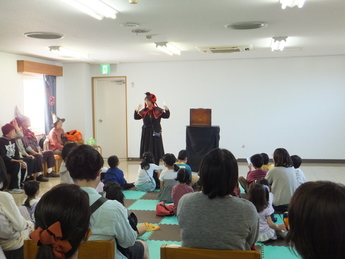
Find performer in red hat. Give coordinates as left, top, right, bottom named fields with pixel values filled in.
left=135, top=92, right=170, bottom=165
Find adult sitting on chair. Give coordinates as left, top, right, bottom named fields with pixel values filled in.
left=48, top=113, right=65, bottom=156
left=66, top=144, right=149, bottom=259
left=19, top=117, right=59, bottom=178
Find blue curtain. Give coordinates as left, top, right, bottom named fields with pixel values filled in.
left=43, top=75, right=56, bottom=135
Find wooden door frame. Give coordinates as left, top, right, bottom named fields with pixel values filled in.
left=91, top=76, right=128, bottom=159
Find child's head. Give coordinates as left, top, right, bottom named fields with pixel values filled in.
left=261, top=153, right=269, bottom=165
left=140, top=152, right=154, bottom=169
left=256, top=178, right=270, bottom=192
left=103, top=181, right=124, bottom=205
left=178, top=150, right=189, bottom=161
left=24, top=180, right=40, bottom=197
left=108, top=155, right=119, bottom=168
left=175, top=168, right=191, bottom=185
left=250, top=154, right=264, bottom=168
left=248, top=183, right=269, bottom=213
left=32, top=184, right=90, bottom=259
left=162, top=153, right=176, bottom=167
left=61, top=142, right=78, bottom=160
left=291, top=155, right=302, bottom=169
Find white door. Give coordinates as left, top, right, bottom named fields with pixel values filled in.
left=92, top=77, right=127, bottom=159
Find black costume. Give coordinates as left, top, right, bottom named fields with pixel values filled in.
left=134, top=107, right=170, bottom=165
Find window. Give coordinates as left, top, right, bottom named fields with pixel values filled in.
left=23, top=76, right=45, bottom=134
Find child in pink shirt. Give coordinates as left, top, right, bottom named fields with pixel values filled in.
left=172, top=168, right=194, bottom=215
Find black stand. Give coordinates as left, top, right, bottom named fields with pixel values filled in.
left=186, top=126, right=220, bottom=172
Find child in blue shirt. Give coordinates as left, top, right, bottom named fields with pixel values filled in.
left=103, top=155, right=134, bottom=190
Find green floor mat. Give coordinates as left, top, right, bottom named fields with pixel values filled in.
left=123, top=190, right=147, bottom=199
left=128, top=199, right=159, bottom=210
left=262, top=246, right=301, bottom=259
left=146, top=240, right=182, bottom=259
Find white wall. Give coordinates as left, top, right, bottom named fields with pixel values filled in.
left=116, top=56, right=345, bottom=160
left=1, top=51, right=345, bottom=160
left=0, top=51, right=63, bottom=126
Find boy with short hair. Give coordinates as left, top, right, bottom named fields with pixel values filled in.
left=103, top=155, right=134, bottom=190
left=239, top=153, right=268, bottom=193
left=291, top=155, right=307, bottom=187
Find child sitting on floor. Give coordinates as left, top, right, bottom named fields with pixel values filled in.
left=158, top=153, right=179, bottom=203
left=290, top=155, right=307, bottom=187
left=103, top=181, right=147, bottom=236
left=103, top=155, right=134, bottom=190
left=19, top=180, right=40, bottom=222
left=261, top=153, right=274, bottom=170
left=248, top=183, right=287, bottom=242
left=171, top=168, right=194, bottom=215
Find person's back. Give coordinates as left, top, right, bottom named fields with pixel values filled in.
left=66, top=144, right=148, bottom=259
left=172, top=168, right=194, bottom=215
left=265, top=148, right=298, bottom=207
left=291, top=155, right=307, bottom=187
left=158, top=153, right=178, bottom=202
left=178, top=148, right=258, bottom=250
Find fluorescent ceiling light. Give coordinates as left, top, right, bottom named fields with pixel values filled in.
left=280, top=0, right=305, bottom=9
left=60, top=0, right=118, bottom=20
left=49, top=46, right=88, bottom=58
left=271, top=37, right=288, bottom=51
left=155, top=42, right=181, bottom=55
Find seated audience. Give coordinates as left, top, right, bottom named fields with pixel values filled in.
left=248, top=183, right=286, bottom=242
left=19, top=180, right=40, bottom=222
left=103, top=155, right=134, bottom=190
left=20, top=116, right=59, bottom=178
left=239, top=153, right=268, bottom=193
left=30, top=184, right=90, bottom=259
left=175, top=150, right=192, bottom=183
left=171, top=168, right=194, bottom=215
left=48, top=113, right=66, bottom=156
left=103, top=181, right=147, bottom=236
left=158, top=153, right=179, bottom=203
left=13, top=118, right=48, bottom=182
left=287, top=181, right=345, bottom=259
left=0, top=123, right=27, bottom=193
left=59, top=142, right=78, bottom=184
left=66, top=144, right=148, bottom=259
left=0, top=165, right=34, bottom=259
left=265, top=148, right=298, bottom=211
left=290, top=155, right=307, bottom=187
left=135, top=151, right=162, bottom=191
left=178, top=148, right=258, bottom=250
left=261, top=153, right=274, bottom=170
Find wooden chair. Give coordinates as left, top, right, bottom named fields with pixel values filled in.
left=160, top=244, right=262, bottom=259
left=24, top=239, right=115, bottom=259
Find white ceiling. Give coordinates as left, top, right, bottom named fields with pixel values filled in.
left=1, top=0, right=345, bottom=64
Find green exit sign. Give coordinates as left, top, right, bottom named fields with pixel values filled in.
left=100, top=64, right=110, bottom=74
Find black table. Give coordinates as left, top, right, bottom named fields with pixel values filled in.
left=186, top=126, right=220, bottom=172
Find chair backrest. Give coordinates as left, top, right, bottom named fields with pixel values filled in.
left=160, top=244, right=262, bottom=259
left=24, top=239, right=115, bottom=259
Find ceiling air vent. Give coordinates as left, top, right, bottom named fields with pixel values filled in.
left=196, top=45, right=252, bottom=54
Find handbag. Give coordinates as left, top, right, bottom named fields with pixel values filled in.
left=155, top=201, right=174, bottom=216
left=136, top=170, right=156, bottom=192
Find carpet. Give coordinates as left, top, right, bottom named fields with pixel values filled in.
left=123, top=189, right=300, bottom=259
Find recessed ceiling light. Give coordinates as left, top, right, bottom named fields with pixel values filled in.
left=131, top=29, right=151, bottom=34
left=121, top=22, right=139, bottom=28
left=24, top=32, right=64, bottom=39
left=226, top=22, right=268, bottom=30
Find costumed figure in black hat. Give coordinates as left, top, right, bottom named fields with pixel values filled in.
left=134, top=92, right=170, bottom=165
left=48, top=113, right=66, bottom=156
